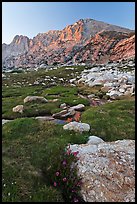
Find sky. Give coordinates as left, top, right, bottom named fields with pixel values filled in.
left=2, top=2, right=135, bottom=44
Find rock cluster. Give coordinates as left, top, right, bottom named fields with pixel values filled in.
left=70, top=137, right=135, bottom=202
left=78, top=58, right=135, bottom=99
left=52, top=104, right=85, bottom=120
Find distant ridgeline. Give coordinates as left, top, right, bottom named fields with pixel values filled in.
left=2, top=18, right=135, bottom=69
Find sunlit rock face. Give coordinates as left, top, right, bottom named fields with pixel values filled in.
left=2, top=18, right=135, bottom=69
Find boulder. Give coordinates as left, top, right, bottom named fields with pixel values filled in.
left=87, top=135, right=104, bottom=145
left=119, top=88, right=125, bottom=93
left=106, top=90, right=122, bottom=99
left=63, top=121, right=90, bottom=132
left=2, top=119, right=12, bottom=125
left=35, top=116, right=55, bottom=121
left=52, top=99, right=59, bottom=102
left=60, top=103, right=67, bottom=109
left=12, top=105, right=24, bottom=113
left=52, top=109, right=75, bottom=119
left=24, top=96, right=48, bottom=103
left=68, top=104, right=85, bottom=112
left=70, top=139, right=135, bottom=202
left=87, top=94, right=96, bottom=99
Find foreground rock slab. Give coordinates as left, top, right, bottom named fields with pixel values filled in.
left=63, top=121, right=90, bottom=132
left=70, top=138, right=135, bottom=202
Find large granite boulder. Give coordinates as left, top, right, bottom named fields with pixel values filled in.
left=70, top=138, right=135, bottom=202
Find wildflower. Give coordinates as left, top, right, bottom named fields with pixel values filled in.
left=63, top=177, right=67, bottom=182
left=62, top=160, right=67, bottom=166
left=3, top=183, right=6, bottom=187
left=72, top=189, right=76, bottom=193
left=8, top=192, right=11, bottom=196
left=55, top=171, right=60, bottom=176
left=73, top=197, right=79, bottom=202
left=73, top=151, right=79, bottom=157
left=66, top=149, right=71, bottom=155
left=53, top=182, right=57, bottom=187
left=76, top=180, right=82, bottom=186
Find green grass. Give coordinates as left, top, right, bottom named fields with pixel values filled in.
left=2, top=118, right=89, bottom=202
left=2, top=86, right=43, bottom=98
left=2, top=65, right=86, bottom=87
left=81, top=98, right=135, bottom=141
left=78, top=84, right=103, bottom=95
left=2, top=66, right=90, bottom=119
left=2, top=85, right=90, bottom=119
left=2, top=65, right=135, bottom=202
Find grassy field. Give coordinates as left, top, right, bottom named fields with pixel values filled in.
left=2, top=66, right=135, bottom=202
left=2, top=66, right=91, bottom=119
left=81, top=98, right=135, bottom=141
left=2, top=118, right=89, bottom=202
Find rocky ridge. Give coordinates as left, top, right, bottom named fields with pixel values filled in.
left=2, top=19, right=135, bottom=69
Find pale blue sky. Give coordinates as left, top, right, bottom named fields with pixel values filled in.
left=2, top=2, right=135, bottom=44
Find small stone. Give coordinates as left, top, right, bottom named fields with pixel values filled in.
left=119, top=88, right=125, bottom=93
left=63, top=121, right=90, bottom=132
left=12, top=105, right=24, bottom=113
left=87, top=136, right=104, bottom=145
left=60, top=103, right=67, bottom=109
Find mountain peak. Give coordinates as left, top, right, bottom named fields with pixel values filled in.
left=2, top=18, right=135, bottom=68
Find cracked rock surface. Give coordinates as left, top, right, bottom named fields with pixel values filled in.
left=70, top=137, right=135, bottom=202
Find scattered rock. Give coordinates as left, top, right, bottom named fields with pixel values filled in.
left=12, top=105, right=24, bottom=113
left=2, top=119, right=12, bottom=125
left=24, top=96, right=48, bottom=103
left=63, top=121, right=90, bottom=132
left=35, top=116, right=55, bottom=121
left=51, top=99, right=59, bottom=102
left=33, top=80, right=39, bottom=85
left=87, top=94, right=96, bottom=99
left=60, top=103, right=67, bottom=109
left=52, top=109, right=75, bottom=119
left=79, top=59, right=135, bottom=99
left=87, top=136, right=104, bottom=145
left=2, top=74, right=6, bottom=78
left=68, top=104, right=85, bottom=111
left=119, top=88, right=125, bottom=93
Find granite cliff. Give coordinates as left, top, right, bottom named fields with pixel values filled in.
left=2, top=19, right=135, bottom=69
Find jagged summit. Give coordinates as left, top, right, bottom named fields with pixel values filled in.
left=2, top=18, right=135, bottom=68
